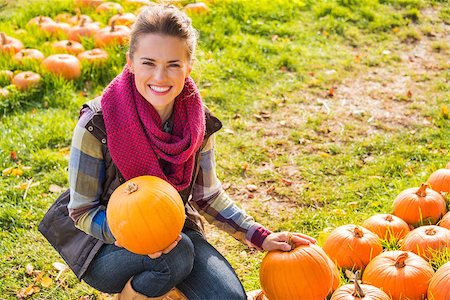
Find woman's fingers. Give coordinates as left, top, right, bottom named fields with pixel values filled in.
left=148, top=235, right=182, bottom=258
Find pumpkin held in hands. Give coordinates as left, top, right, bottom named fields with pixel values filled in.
left=106, top=175, right=185, bottom=255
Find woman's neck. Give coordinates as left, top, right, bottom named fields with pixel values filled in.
left=155, top=103, right=174, bottom=124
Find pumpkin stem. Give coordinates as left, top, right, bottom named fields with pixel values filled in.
left=352, top=271, right=366, bottom=298
left=287, top=232, right=295, bottom=250
left=425, top=227, right=436, bottom=236
left=80, top=17, right=87, bottom=27
left=125, top=182, right=138, bottom=194
left=385, top=214, right=393, bottom=222
left=394, top=252, right=408, bottom=268
left=353, top=226, right=364, bottom=238
left=110, top=21, right=116, bottom=33
left=416, top=183, right=428, bottom=197
left=0, top=33, right=6, bottom=45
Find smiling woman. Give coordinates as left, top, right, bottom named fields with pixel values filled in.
left=38, top=3, right=317, bottom=300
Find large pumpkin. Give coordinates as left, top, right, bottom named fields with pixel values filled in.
left=106, top=175, right=185, bottom=254
left=323, top=224, right=382, bottom=270
left=362, top=251, right=434, bottom=300
left=427, top=261, right=450, bottom=300
left=393, top=183, right=447, bottom=227
left=362, top=213, right=410, bottom=241
left=259, top=243, right=338, bottom=300
left=400, top=225, right=450, bottom=260
left=428, top=168, right=450, bottom=193
left=440, top=212, right=450, bottom=230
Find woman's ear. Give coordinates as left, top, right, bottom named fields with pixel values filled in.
left=126, top=52, right=134, bottom=73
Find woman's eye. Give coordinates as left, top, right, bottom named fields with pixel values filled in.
left=143, top=62, right=155, bottom=66
left=169, top=64, right=181, bottom=68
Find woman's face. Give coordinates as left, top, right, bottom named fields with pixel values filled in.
left=127, top=34, right=192, bottom=112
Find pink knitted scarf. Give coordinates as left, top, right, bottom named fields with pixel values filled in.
left=101, top=67, right=205, bottom=191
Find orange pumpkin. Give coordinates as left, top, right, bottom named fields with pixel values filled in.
left=41, top=54, right=81, bottom=80
left=125, top=0, right=153, bottom=10
left=183, top=2, right=209, bottom=14
left=428, top=261, right=450, bottom=300
left=428, top=168, right=450, bottom=193
left=52, top=40, right=85, bottom=55
left=260, top=243, right=338, bottom=300
left=94, top=22, right=130, bottom=48
left=13, top=49, right=45, bottom=64
left=68, top=9, right=94, bottom=25
left=0, top=33, right=24, bottom=55
left=0, top=70, right=14, bottom=82
left=74, top=0, right=105, bottom=8
left=323, top=225, right=383, bottom=270
left=393, top=183, right=447, bottom=227
left=401, top=225, right=450, bottom=260
left=0, top=87, right=10, bottom=97
left=440, top=212, right=450, bottom=230
left=26, top=16, right=54, bottom=28
left=40, top=21, right=71, bottom=37
left=77, top=48, right=109, bottom=64
left=362, top=251, right=434, bottom=300
left=108, top=12, right=136, bottom=27
left=12, top=71, right=42, bottom=90
left=95, top=2, right=124, bottom=14
left=67, top=18, right=101, bottom=42
left=330, top=280, right=390, bottom=300
left=106, top=175, right=185, bottom=254
left=362, top=213, right=410, bottom=241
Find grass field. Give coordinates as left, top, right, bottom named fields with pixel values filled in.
left=0, top=0, right=449, bottom=298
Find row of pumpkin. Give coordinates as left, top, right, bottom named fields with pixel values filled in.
left=258, top=164, right=450, bottom=299
left=0, top=0, right=209, bottom=94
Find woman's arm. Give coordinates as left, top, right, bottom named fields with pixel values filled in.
left=191, top=135, right=271, bottom=250
left=67, top=108, right=115, bottom=243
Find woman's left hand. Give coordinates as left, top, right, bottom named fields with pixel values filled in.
left=261, top=231, right=316, bottom=252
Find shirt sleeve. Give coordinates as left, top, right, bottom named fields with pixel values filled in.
left=67, top=108, right=115, bottom=243
left=191, top=134, right=272, bottom=249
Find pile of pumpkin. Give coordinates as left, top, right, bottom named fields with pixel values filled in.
left=0, top=0, right=209, bottom=96
left=258, top=164, right=450, bottom=300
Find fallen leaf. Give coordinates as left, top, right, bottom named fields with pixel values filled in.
left=327, top=87, right=335, bottom=97
left=266, top=185, right=275, bottom=193
left=10, top=151, right=18, bottom=162
left=407, top=90, right=412, bottom=98
left=246, top=184, right=258, bottom=192
left=280, top=178, right=293, bottom=186
left=17, top=285, right=39, bottom=298
left=52, top=262, right=67, bottom=271
left=332, top=209, right=346, bottom=215
left=25, top=264, right=34, bottom=275
left=49, top=184, right=65, bottom=193
left=319, top=152, right=331, bottom=158
left=224, top=128, right=235, bottom=135
left=40, top=276, right=53, bottom=288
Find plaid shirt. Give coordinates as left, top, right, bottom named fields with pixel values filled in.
left=67, top=109, right=271, bottom=249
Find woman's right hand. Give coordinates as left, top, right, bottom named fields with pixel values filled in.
left=115, top=235, right=182, bottom=259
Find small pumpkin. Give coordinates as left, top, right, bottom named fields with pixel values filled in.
left=77, top=48, right=109, bottom=64
left=68, top=9, right=94, bottom=25
left=323, top=224, right=383, bottom=270
left=0, top=33, right=24, bottom=55
left=0, top=87, right=10, bottom=97
left=12, top=71, right=42, bottom=90
left=183, top=2, right=209, bottom=14
left=108, top=12, right=136, bottom=27
left=125, top=0, right=154, bottom=10
left=427, top=261, right=450, bottom=300
left=41, top=54, right=81, bottom=80
left=13, top=49, right=45, bottom=64
left=52, top=40, right=85, bottom=55
left=440, top=211, right=450, bottom=230
left=400, top=225, right=450, bottom=260
left=428, top=168, right=450, bottom=193
left=393, top=183, right=447, bottom=227
left=106, top=175, right=185, bottom=254
left=95, top=2, right=124, bottom=14
left=74, top=0, right=105, bottom=8
left=330, top=279, right=390, bottom=300
left=40, top=21, right=71, bottom=37
left=0, top=70, right=14, bottom=82
left=260, top=243, right=338, bottom=300
left=94, top=21, right=130, bottom=48
left=26, top=16, right=54, bottom=28
left=362, top=251, right=434, bottom=300
left=67, top=18, right=101, bottom=42
left=362, top=213, right=410, bottom=241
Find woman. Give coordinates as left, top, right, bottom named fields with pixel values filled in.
left=40, top=4, right=316, bottom=299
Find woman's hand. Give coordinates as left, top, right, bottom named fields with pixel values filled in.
left=114, top=234, right=182, bottom=259
left=261, top=231, right=316, bottom=252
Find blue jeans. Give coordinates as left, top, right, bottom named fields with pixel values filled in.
left=82, top=229, right=246, bottom=300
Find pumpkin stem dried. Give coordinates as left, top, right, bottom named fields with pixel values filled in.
left=125, top=182, right=139, bottom=194
left=425, top=227, right=436, bottom=236
left=395, top=252, right=408, bottom=268
left=352, top=271, right=366, bottom=298
left=353, top=226, right=364, bottom=238
left=287, top=232, right=295, bottom=250
left=385, top=214, right=393, bottom=222
left=110, top=20, right=116, bottom=33
left=0, top=33, right=6, bottom=45
left=416, top=183, right=428, bottom=197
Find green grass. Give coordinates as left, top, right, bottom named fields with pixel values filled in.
left=1, top=0, right=450, bottom=298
